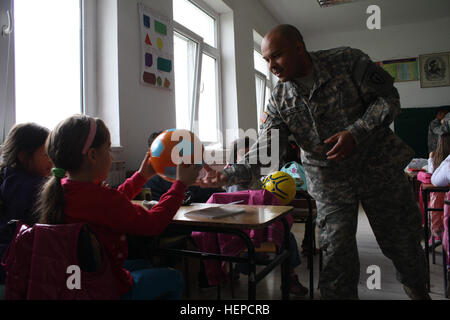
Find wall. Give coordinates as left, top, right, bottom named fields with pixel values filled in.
left=115, top=0, right=175, bottom=170
left=304, top=16, right=450, bottom=109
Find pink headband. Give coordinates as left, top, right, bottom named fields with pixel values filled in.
left=82, top=118, right=97, bottom=155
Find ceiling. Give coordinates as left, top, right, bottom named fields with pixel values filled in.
left=258, top=0, right=450, bottom=35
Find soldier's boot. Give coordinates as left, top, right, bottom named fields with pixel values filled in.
left=403, top=285, right=431, bottom=300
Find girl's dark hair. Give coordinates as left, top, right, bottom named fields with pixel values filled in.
left=0, top=123, right=49, bottom=219
left=37, top=115, right=109, bottom=225
left=0, top=123, right=49, bottom=179
left=432, top=133, right=450, bottom=172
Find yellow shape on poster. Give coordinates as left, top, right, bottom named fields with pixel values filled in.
left=157, top=38, right=163, bottom=49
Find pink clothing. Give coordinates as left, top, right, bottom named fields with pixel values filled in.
left=191, top=190, right=293, bottom=286
left=429, top=192, right=445, bottom=236
left=444, top=193, right=450, bottom=266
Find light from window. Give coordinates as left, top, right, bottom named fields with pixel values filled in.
left=255, top=74, right=265, bottom=127
left=198, top=54, right=218, bottom=142
left=14, top=0, right=81, bottom=130
left=173, top=0, right=215, bottom=48
left=254, top=50, right=269, bottom=78
left=174, top=32, right=198, bottom=131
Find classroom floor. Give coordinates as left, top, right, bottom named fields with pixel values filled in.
left=179, top=204, right=448, bottom=300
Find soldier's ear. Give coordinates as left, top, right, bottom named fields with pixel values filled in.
left=295, top=40, right=306, bottom=55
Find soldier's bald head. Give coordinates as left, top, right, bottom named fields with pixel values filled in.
left=265, top=24, right=304, bottom=46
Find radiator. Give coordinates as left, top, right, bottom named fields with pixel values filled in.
left=106, top=161, right=126, bottom=187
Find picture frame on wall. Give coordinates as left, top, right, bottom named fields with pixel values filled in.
left=419, top=52, right=450, bottom=88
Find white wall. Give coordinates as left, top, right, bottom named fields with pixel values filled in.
left=115, top=0, right=176, bottom=170
left=305, top=16, right=450, bottom=109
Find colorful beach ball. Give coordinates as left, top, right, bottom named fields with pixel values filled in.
left=262, top=171, right=296, bottom=205
left=150, top=129, right=203, bottom=182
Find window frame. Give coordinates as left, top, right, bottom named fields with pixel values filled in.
left=173, top=0, right=223, bottom=147
left=253, top=44, right=273, bottom=128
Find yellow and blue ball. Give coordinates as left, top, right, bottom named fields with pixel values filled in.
left=262, top=171, right=296, bottom=205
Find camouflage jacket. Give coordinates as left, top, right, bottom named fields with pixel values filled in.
left=223, top=47, right=414, bottom=201
left=428, top=118, right=443, bottom=153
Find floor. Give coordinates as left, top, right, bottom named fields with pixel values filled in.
left=179, top=204, right=448, bottom=300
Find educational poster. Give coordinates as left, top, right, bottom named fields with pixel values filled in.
left=138, top=3, right=174, bottom=90
left=376, top=58, right=419, bottom=82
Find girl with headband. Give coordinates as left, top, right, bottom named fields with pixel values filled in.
left=36, top=114, right=201, bottom=299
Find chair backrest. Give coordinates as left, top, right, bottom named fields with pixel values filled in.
left=2, top=222, right=119, bottom=300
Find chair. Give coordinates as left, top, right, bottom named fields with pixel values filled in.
left=290, top=190, right=320, bottom=300
left=444, top=199, right=450, bottom=299
left=1, top=221, right=118, bottom=300
left=128, top=194, right=193, bottom=298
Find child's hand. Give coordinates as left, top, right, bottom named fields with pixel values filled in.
left=138, top=151, right=156, bottom=181
left=177, top=163, right=202, bottom=186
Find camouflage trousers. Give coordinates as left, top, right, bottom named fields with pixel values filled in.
left=314, top=169, right=427, bottom=300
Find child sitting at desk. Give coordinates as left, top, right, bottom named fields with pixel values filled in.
left=430, top=141, right=450, bottom=280
left=427, top=133, right=450, bottom=246
left=0, top=123, right=52, bottom=286
left=36, top=115, right=201, bottom=299
left=223, top=137, right=308, bottom=296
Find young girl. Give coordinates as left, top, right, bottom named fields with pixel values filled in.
left=36, top=115, right=201, bottom=300
left=427, top=133, right=450, bottom=245
left=0, top=123, right=52, bottom=285
left=430, top=138, right=450, bottom=282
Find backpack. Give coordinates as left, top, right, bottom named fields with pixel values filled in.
left=280, top=161, right=307, bottom=191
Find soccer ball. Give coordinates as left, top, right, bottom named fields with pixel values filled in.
left=261, top=171, right=297, bottom=205
left=150, top=129, right=203, bottom=182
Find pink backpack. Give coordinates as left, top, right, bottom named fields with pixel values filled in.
left=417, top=171, right=432, bottom=184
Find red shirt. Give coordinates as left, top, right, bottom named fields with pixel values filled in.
left=61, top=172, right=187, bottom=296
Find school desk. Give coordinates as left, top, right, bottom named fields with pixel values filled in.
left=132, top=201, right=293, bottom=300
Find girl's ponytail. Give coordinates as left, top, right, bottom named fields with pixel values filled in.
left=37, top=174, right=65, bottom=224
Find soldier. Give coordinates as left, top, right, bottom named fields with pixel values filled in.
left=428, top=108, right=450, bottom=154
left=198, top=24, right=429, bottom=300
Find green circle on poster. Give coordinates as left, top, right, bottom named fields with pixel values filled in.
left=157, top=77, right=162, bottom=86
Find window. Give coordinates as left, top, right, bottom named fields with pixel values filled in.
left=173, top=0, right=222, bottom=145
left=14, top=0, right=82, bottom=130
left=253, top=48, right=272, bottom=127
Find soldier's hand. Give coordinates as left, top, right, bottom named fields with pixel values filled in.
left=324, top=131, right=356, bottom=161
left=196, top=163, right=228, bottom=188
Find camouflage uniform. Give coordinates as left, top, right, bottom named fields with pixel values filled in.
left=428, top=118, right=444, bottom=153
left=224, top=47, right=427, bottom=299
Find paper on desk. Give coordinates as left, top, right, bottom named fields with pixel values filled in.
left=185, top=206, right=246, bottom=219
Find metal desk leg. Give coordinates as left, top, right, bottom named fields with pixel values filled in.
left=247, top=242, right=256, bottom=300
left=422, top=188, right=430, bottom=291
left=307, top=197, right=314, bottom=300
left=432, top=235, right=436, bottom=265
left=280, top=217, right=291, bottom=300
left=443, top=246, right=448, bottom=298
